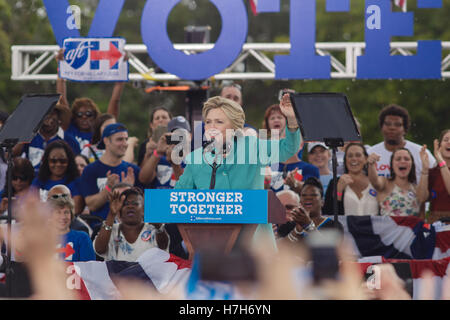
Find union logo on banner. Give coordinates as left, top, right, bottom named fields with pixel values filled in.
left=60, top=37, right=128, bottom=82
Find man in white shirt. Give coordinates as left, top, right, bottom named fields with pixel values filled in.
left=367, top=104, right=436, bottom=180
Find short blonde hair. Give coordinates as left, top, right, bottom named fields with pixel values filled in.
left=48, top=197, right=75, bottom=221
left=202, top=96, right=245, bottom=130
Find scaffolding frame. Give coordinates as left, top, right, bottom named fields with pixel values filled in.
left=11, top=42, right=450, bottom=81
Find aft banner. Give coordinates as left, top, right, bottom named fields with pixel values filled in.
left=144, top=189, right=268, bottom=224
left=60, top=37, right=128, bottom=82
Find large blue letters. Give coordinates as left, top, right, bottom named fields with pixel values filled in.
left=357, top=0, right=441, bottom=79
left=140, top=0, right=247, bottom=81
left=275, top=0, right=330, bottom=79
left=42, top=0, right=443, bottom=80
left=42, top=0, right=125, bottom=46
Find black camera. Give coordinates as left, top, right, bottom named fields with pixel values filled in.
left=166, top=134, right=183, bottom=145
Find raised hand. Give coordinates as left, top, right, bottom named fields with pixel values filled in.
left=367, top=153, right=381, bottom=165
left=55, top=48, right=64, bottom=62
left=337, top=174, right=354, bottom=193
left=279, top=93, right=297, bottom=127
left=156, top=134, right=169, bottom=156
left=128, top=136, right=139, bottom=148
left=146, top=139, right=158, bottom=156
left=290, top=204, right=312, bottom=228
left=122, top=166, right=135, bottom=186
left=285, top=168, right=304, bottom=191
left=433, top=139, right=444, bottom=163
left=106, top=170, right=120, bottom=190
left=420, top=144, right=430, bottom=172
left=107, top=190, right=125, bottom=217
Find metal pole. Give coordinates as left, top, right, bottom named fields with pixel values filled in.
left=332, top=146, right=339, bottom=227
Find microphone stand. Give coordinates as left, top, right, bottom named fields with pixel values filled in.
left=209, top=162, right=219, bottom=189
left=202, top=139, right=224, bottom=190
left=1, top=138, right=18, bottom=298
left=323, top=138, right=344, bottom=228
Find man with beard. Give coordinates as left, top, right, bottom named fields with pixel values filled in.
left=79, top=123, right=154, bottom=223
left=12, top=104, right=80, bottom=170
left=367, top=104, right=435, bottom=179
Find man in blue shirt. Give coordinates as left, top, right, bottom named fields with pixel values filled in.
left=13, top=104, right=80, bottom=170
left=80, top=123, right=154, bottom=221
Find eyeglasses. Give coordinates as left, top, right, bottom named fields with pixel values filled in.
left=48, top=193, right=70, bottom=200
left=49, top=158, right=68, bottom=165
left=76, top=111, right=95, bottom=118
left=285, top=204, right=297, bottom=211
left=12, top=175, right=28, bottom=181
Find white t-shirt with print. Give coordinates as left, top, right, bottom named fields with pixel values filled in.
left=94, top=223, right=169, bottom=262
left=367, top=140, right=436, bottom=179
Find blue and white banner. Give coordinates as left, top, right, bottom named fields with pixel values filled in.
left=144, top=189, right=268, bottom=224
left=60, top=37, right=128, bottom=82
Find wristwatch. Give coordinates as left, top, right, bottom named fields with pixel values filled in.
left=102, top=221, right=113, bottom=231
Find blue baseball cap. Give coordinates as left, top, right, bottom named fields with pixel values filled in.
left=97, top=123, right=128, bottom=150
left=168, top=116, right=191, bottom=133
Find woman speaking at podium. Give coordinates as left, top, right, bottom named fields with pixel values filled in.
left=174, top=93, right=301, bottom=248
left=175, top=93, right=301, bottom=190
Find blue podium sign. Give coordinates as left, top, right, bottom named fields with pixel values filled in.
left=144, top=189, right=268, bottom=224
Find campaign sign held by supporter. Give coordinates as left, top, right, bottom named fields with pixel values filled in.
left=60, top=37, right=128, bottom=82
left=145, top=189, right=268, bottom=224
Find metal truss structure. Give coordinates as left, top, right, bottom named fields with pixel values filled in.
left=11, top=42, right=450, bottom=82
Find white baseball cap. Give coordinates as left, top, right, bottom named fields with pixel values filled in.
left=307, top=142, right=329, bottom=153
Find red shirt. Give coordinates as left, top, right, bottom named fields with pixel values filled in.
left=428, top=166, right=450, bottom=212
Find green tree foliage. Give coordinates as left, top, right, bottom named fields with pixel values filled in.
left=0, top=0, right=448, bottom=151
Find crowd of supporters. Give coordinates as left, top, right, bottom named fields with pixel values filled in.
left=0, top=55, right=449, bottom=299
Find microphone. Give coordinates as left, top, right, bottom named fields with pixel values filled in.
left=202, top=138, right=215, bottom=149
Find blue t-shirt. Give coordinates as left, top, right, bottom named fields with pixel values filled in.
left=80, top=160, right=142, bottom=220
left=320, top=174, right=333, bottom=195
left=66, top=122, right=93, bottom=151
left=151, top=156, right=173, bottom=189
left=32, top=176, right=80, bottom=200
left=270, top=161, right=320, bottom=193
left=60, top=229, right=96, bottom=262
left=23, top=128, right=81, bottom=170
left=151, top=156, right=186, bottom=189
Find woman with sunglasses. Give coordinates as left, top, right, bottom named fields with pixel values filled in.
left=0, top=158, right=37, bottom=217
left=65, top=98, right=101, bottom=151
left=32, top=140, right=83, bottom=215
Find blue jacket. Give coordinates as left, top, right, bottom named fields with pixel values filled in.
left=175, top=127, right=301, bottom=190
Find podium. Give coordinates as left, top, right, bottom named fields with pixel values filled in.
left=145, top=189, right=287, bottom=260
